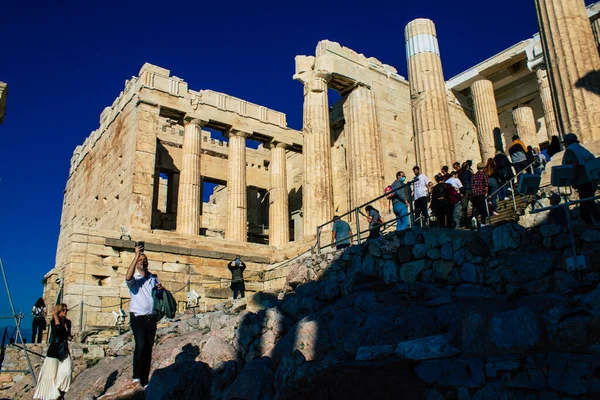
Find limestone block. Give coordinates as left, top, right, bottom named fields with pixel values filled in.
left=162, top=263, right=189, bottom=273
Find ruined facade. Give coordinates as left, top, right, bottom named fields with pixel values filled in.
left=44, top=0, right=600, bottom=331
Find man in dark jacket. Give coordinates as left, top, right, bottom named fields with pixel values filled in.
left=228, top=256, right=246, bottom=299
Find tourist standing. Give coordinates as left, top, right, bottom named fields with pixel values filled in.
left=412, top=166, right=430, bottom=227
left=32, top=297, right=47, bottom=344
left=365, top=205, right=382, bottom=240
left=445, top=171, right=463, bottom=229
left=228, top=256, right=247, bottom=299
left=493, top=150, right=513, bottom=200
left=483, top=158, right=499, bottom=216
left=471, top=162, right=489, bottom=228
left=390, top=171, right=410, bottom=231
left=430, top=174, right=451, bottom=228
left=331, top=216, right=353, bottom=250
left=547, top=135, right=561, bottom=159
left=561, top=133, right=600, bottom=225
left=441, top=166, right=451, bottom=181
left=508, top=135, right=529, bottom=176
left=33, top=303, right=72, bottom=400
left=126, top=244, right=162, bottom=388
left=457, top=162, right=473, bottom=227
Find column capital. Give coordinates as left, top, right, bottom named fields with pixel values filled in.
left=228, top=128, right=250, bottom=139
left=269, top=141, right=288, bottom=150
left=184, top=118, right=207, bottom=127
left=294, top=70, right=332, bottom=89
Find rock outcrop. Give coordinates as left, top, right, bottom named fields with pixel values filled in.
left=4, top=221, right=600, bottom=400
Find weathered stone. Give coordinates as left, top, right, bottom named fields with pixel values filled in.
left=413, top=243, right=432, bottom=259
left=440, top=243, right=453, bottom=261
left=489, top=308, right=541, bottom=350
left=491, top=224, right=523, bottom=252
left=432, top=261, right=454, bottom=280
left=553, top=270, right=580, bottom=293
left=484, top=355, right=520, bottom=377
left=427, top=247, right=441, bottom=260
left=540, top=223, right=561, bottom=238
left=222, top=357, right=275, bottom=400
left=355, top=345, right=396, bottom=361
left=394, top=334, right=460, bottom=360
left=400, top=260, right=430, bottom=283
left=461, top=263, right=477, bottom=283
left=396, top=246, right=413, bottom=264
left=381, top=260, right=399, bottom=283
left=415, top=359, right=485, bottom=388
left=583, top=230, right=600, bottom=242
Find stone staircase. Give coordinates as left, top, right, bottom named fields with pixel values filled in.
left=488, top=193, right=527, bottom=225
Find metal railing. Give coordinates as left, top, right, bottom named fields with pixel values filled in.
left=485, top=159, right=539, bottom=224
left=315, top=179, right=418, bottom=254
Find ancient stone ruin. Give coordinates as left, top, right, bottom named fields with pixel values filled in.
left=28, top=0, right=600, bottom=383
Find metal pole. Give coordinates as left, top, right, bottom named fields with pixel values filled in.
left=354, top=209, right=361, bottom=245
left=510, top=180, right=517, bottom=213
left=79, top=301, right=84, bottom=332
left=316, top=226, right=322, bottom=255
left=0, top=256, right=37, bottom=386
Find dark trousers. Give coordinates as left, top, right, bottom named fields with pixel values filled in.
left=471, top=195, right=488, bottom=225
left=336, top=243, right=350, bottom=250
left=577, top=183, right=600, bottom=224
left=130, top=313, right=157, bottom=386
left=231, top=282, right=245, bottom=299
left=433, top=204, right=452, bottom=228
left=513, top=161, right=529, bottom=177
left=414, top=196, right=429, bottom=226
left=32, top=317, right=46, bottom=343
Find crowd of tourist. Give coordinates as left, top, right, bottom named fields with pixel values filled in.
left=385, top=133, right=565, bottom=231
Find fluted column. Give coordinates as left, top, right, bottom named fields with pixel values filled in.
left=512, top=106, right=538, bottom=147
left=535, top=66, right=559, bottom=141
left=405, top=18, right=455, bottom=177
left=300, top=72, right=334, bottom=237
left=226, top=129, right=248, bottom=242
left=269, top=143, right=289, bottom=247
left=470, top=79, right=501, bottom=161
left=592, top=19, right=600, bottom=50
left=176, top=119, right=204, bottom=235
left=535, top=0, right=600, bottom=142
left=345, top=84, right=385, bottom=213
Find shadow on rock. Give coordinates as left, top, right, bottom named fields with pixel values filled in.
left=145, top=343, right=211, bottom=400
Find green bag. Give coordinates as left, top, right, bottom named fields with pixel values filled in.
left=152, top=287, right=177, bottom=319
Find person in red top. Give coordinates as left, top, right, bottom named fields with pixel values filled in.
left=471, top=162, right=489, bottom=228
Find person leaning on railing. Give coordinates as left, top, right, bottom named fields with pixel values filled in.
left=561, top=133, right=600, bottom=225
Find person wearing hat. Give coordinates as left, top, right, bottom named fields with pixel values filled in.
left=470, top=162, right=489, bottom=228
left=561, top=133, right=600, bottom=225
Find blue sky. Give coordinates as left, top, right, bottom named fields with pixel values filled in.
left=0, top=0, right=595, bottom=332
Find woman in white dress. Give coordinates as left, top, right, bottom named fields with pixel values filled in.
left=33, top=304, right=72, bottom=400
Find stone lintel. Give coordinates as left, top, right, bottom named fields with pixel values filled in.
left=104, top=238, right=270, bottom=263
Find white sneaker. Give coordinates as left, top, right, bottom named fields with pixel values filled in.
left=480, top=223, right=487, bottom=228
left=471, top=217, right=477, bottom=229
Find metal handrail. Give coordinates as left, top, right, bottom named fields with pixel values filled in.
left=528, top=194, right=600, bottom=214
left=316, top=179, right=418, bottom=254
left=486, top=159, right=538, bottom=201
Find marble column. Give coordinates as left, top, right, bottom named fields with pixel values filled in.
left=405, top=18, right=455, bottom=177
left=269, top=142, right=289, bottom=247
left=299, top=72, right=334, bottom=237
left=512, top=106, right=538, bottom=147
left=535, top=66, right=560, bottom=141
left=226, top=129, right=248, bottom=242
left=470, top=79, right=501, bottom=161
left=345, top=84, right=385, bottom=212
left=535, top=0, right=600, bottom=142
left=176, top=119, right=204, bottom=235
left=592, top=18, right=600, bottom=50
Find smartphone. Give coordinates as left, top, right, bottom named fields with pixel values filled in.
left=137, top=241, right=145, bottom=252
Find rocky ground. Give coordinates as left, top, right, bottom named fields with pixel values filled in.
left=3, top=220, right=600, bottom=399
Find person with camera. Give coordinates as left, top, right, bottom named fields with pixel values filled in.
left=33, top=303, right=72, bottom=400
left=228, top=256, right=246, bottom=299
left=125, top=242, right=163, bottom=389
